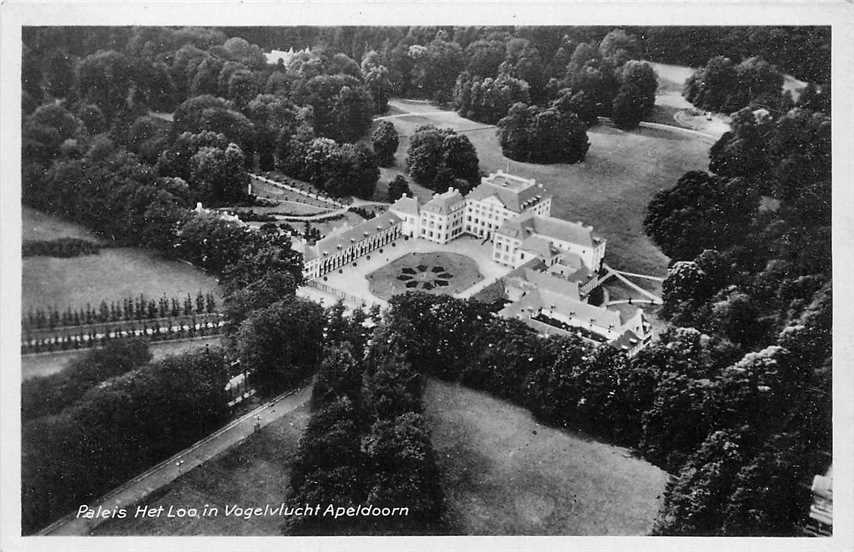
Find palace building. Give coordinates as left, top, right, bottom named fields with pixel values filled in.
left=301, top=210, right=402, bottom=280
left=299, top=170, right=651, bottom=355
left=390, top=170, right=552, bottom=243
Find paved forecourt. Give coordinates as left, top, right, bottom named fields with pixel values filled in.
left=316, top=234, right=514, bottom=305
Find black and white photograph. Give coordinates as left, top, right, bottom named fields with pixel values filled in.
left=0, top=3, right=851, bottom=550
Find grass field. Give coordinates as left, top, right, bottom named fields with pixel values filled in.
left=92, top=403, right=310, bottom=536
left=381, top=99, right=712, bottom=277
left=22, top=209, right=222, bottom=313
left=22, top=206, right=102, bottom=242
left=424, top=379, right=668, bottom=535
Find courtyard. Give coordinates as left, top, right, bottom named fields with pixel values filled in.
left=314, top=234, right=514, bottom=305
left=367, top=251, right=483, bottom=300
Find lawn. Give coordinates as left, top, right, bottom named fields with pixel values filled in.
left=92, top=403, right=311, bottom=536
left=22, top=206, right=102, bottom=242
left=366, top=251, right=483, bottom=300
left=22, top=209, right=222, bottom=313
left=381, top=99, right=712, bottom=277
left=424, top=379, right=668, bottom=535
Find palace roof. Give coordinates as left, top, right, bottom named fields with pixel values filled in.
left=389, top=194, right=420, bottom=217
left=497, top=212, right=602, bottom=248
left=421, top=188, right=465, bottom=215
left=467, top=171, right=546, bottom=212
left=304, top=210, right=402, bottom=261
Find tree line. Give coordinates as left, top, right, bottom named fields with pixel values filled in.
left=22, top=313, right=223, bottom=355
left=283, top=303, right=446, bottom=535
left=24, top=292, right=217, bottom=330
left=642, top=81, right=830, bottom=532
left=382, top=289, right=828, bottom=535
left=22, top=237, right=101, bottom=258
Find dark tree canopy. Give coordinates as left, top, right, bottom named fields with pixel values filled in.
left=496, top=102, right=589, bottom=164
left=371, top=120, right=399, bottom=167
left=406, top=125, right=480, bottom=191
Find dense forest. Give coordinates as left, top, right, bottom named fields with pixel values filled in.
left=21, top=25, right=831, bottom=536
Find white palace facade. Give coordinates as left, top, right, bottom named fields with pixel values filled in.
left=300, top=171, right=650, bottom=355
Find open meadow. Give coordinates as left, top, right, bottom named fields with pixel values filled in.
left=424, top=379, right=668, bottom=535
left=22, top=208, right=222, bottom=313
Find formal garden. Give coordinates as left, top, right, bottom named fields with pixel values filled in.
left=366, top=251, right=483, bottom=300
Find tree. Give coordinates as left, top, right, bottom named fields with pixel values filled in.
left=43, top=50, right=75, bottom=99
left=611, top=83, right=646, bottom=130
left=453, top=72, right=530, bottom=125
left=464, top=37, right=506, bottom=77
left=496, top=102, right=589, bottom=164
left=362, top=344, right=422, bottom=421
left=685, top=55, right=783, bottom=113
left=532, top=107, right=589, bottom=163
left=640, top=373, right=720, bottom=471
left=405, top=125, right=480, bottom=191
left=371, top=120, right=399, bottom=167
left=661, top=260, right=709, bottom=321
left=172, top=95, right=230, bottom=136
left=619, top=60, right=658, bottom=114
left=222, top=270, right=298, bottom=340
left=189, top=143, right=249, bottom=203
left=362, top=412, right=444, bottom=527
left=709, top=107, right=772, bottom=180
left=387, top=175, right=411, bottom=201
left=405, top=125, right=444, bottom=184
left=361, top=54, right=391, bottom=113
left=440, top=133, right=479, bottom=188
left=599, top=29, right=640, bottom=66
left=157, top=130, right=228, bottom=181
left=294, top=74, right=373, bottom=142
left=499, top=38, right=545, bottom=101
left=721, top=435, right=808, bottom=536
left=411, top=33, right=464, bottom=103
left=494, top=102, right=535, bottom=161
left=551, top=87, right=598, bottom=127
left=709, top=288, right=768, bottom=348
left=76, top=50, right=138, bottom=119
left=312, top=342, right=363, bottom=409
left=237, top=298, right=325, bottom=396
left=653, top=429, right=748, bottom=535
left=332, top=85, right=375, bottom=143
left=227, top=69, right=260, bottom=109
left=644, top=171, right=758, bottom=261
left=22, top=103, right=81, bottom=162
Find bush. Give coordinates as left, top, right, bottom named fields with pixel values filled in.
left=22, top=238, right=102, bottom=258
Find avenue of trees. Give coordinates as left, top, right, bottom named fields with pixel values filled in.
left=284, top=304, right=446, bottom=535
